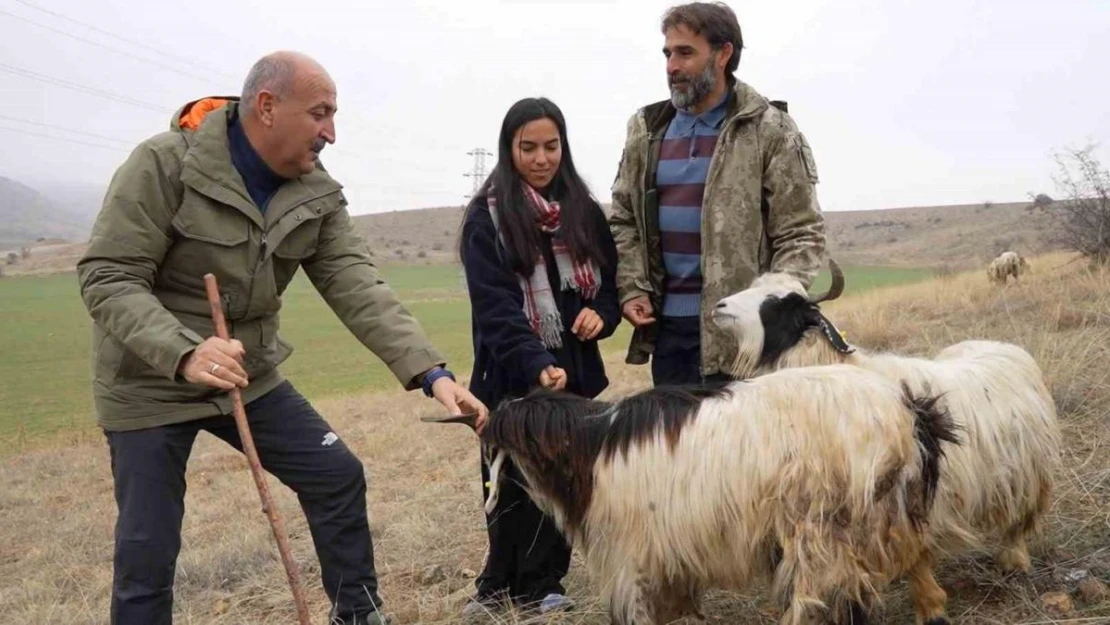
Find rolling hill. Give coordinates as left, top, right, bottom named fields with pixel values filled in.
left=0, top=176, right=98, bottom=250
left=348, top=200, right=1061, bottom=270
left=0, top=173, right=1064, bottom=276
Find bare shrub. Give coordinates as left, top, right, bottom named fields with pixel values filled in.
left=1040, top=143, right=1110, bottom=265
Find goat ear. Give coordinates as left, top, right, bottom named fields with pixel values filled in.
left=420, top=412, right=480, bottom=431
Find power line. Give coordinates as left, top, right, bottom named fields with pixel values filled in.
left=0, top=6, right=476, bottom=195
left=11, top=0, right=238, bottom=81
left=0, top=7, right=224, bottom=87
left=463, top=148, right=493, bottom=198
left=0, top=62, right=171, bottom=113
left=0, top=123, right=131, bottom=152
left=0, top=113, right=136, bottom=147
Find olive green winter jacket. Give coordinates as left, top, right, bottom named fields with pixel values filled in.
left=77, top=97, right=445, bottom=431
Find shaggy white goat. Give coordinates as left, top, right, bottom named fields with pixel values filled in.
left=427, top=367, right=959, bottom=625
left=987, top=251, right=1031, bottom=284
left=713, top=259, right=1061, bottom=625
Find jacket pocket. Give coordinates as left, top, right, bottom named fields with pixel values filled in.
left=171, top=195, right=251, bottom=246
left=245, top=317, right=293, bottom=374
left=92, top=326, right=122, bottom=387
left=268, top=202, right=330, bottom=299
left=165, top=194, right=252, bottom=316
left=271, top=202, right=329, bottom=260
left=96, top=327, right=160, bottom=384
left=792, top=132, right=820, bottom=184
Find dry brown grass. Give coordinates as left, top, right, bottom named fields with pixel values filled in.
left=2, top=253, right=1108, bottom=624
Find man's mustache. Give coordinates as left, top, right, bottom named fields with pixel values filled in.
left=669, top=73, right=692, bottom=86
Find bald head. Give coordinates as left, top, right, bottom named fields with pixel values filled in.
left=239, top=51, right=337, bottom=178
left=241, top=51, right=331, bottom=112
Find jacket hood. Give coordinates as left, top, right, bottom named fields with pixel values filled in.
left=171, top=96, right=240, bottom=132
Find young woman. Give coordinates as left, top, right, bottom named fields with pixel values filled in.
left=458, top=97, right=621, bottom=615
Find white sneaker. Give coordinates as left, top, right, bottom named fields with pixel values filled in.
left=538, top=593, right=574, bottom=614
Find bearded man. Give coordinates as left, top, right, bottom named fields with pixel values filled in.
left=608, top=1, right=828, bottom=385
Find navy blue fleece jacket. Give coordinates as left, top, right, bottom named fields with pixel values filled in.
left=460, top=197, right=621, bottom=405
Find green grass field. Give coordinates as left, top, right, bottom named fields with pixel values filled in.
left=0, top=263, right=931, bottom=452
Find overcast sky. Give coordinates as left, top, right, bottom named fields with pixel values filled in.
left=0, top=0, right=1107, bottom=216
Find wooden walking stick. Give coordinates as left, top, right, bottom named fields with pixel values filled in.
left=204, top=273, right=312, bottom=625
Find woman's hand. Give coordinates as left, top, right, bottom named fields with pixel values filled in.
left=538, top=365, right=567, bottom=391
left=572, top=307, right=604, bottom=341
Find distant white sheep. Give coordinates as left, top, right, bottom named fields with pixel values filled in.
left=987, top=251, right=1030, bottom=284
left=713, top=259, right=1061, bottom=625
left=428, top=369, right=960, bottom=625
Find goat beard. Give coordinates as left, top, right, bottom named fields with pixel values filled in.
left=726, top=323, right=766, bottom=380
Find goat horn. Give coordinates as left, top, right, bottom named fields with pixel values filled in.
left=807, top=258, right=845, bottom=304
left=420, top=412, right=480, bottom=431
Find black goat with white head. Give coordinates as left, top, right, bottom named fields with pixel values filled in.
left=712, top=258, right=854, bottom=379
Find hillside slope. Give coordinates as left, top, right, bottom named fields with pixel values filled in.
left=0, top=176, right=94, bottom=250
left=1, top=193, right=1063, bottom=275
left=350, top=200, right=1060, bottom=269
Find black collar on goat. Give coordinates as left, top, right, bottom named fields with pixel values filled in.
left=423, top=384, right=734, bottom=537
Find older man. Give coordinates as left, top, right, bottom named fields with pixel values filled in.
left=77, top=51, right=486, bottom=625
left=609, top=2, right=827, bottom=385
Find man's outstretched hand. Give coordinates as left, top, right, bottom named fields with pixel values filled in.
left=431, top=377, right=489, bottom=433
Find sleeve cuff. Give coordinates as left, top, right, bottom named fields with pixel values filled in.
left=421, top=366, right=456, bottom=397
left=524, top=352, right=559, bottom=388
left=619, top=288, right=651, bottom=306
left=164, top=327, right=205, bottom=382
left=391, top=348, right=448, bottom=391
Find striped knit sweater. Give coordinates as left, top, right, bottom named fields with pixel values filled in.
left=656, top=92, right=729, bottom=317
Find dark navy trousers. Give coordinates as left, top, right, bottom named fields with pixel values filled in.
left=651, top=316, right=731, bottom=386
left=104, top=380, right=380, bottom=624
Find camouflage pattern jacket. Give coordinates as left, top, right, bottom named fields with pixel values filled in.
left=608, top=77, right=827, bottom=376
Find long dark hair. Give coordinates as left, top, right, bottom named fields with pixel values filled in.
left=460, top=97, right=604, bottom=277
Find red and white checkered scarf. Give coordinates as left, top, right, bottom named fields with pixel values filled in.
left=488, top=182, right=601, bottom=348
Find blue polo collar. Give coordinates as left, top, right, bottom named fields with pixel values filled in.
left=672, top=90, right=730, bottom=134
